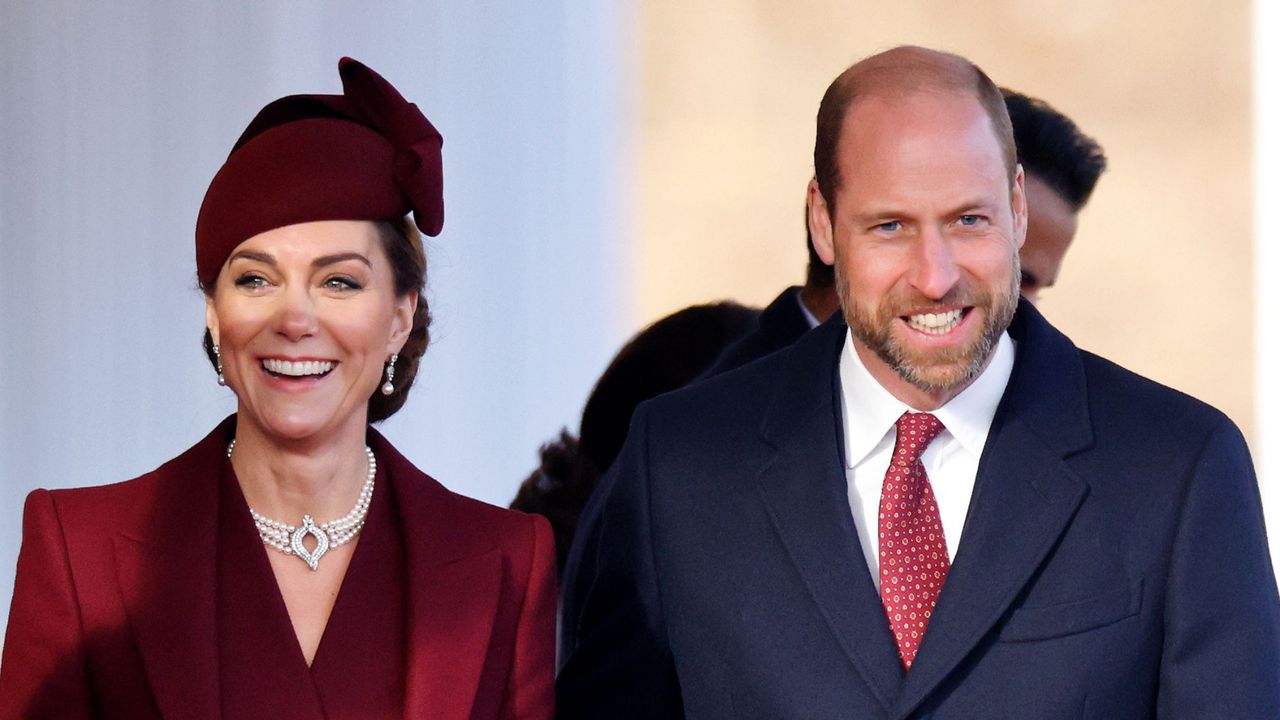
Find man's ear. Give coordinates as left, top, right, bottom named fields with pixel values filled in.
left=205, top=296, right=220, bottom=347
left=1011, top=163, right=1028, bottom=250
left=388, top=293, right=417, bottom=355
left=807, top=178, right=837, bottom=265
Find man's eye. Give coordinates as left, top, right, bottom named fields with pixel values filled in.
left=875, top=220, right=901, bottom=233
left=958, top=214, right=984, bottom=227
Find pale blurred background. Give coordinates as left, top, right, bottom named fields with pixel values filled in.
left=637, top=1, right=1253, bottom=440
left=1, top=0, right=1276, bottom=635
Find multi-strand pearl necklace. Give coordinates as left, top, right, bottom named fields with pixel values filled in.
left=226, top=440, right=376, bottom=571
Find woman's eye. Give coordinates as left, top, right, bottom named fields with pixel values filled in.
left=234, top=274, right=268, bottom=288
left=324, top=276, right=362, bottom=291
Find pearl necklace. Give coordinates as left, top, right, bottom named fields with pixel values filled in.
left=225, top=440, right=376, bottom=571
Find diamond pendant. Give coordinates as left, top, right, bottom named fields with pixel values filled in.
left=290, top=515, right=330, bottom=571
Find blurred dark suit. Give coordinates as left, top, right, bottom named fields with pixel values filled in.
left=704, top=286, right=813, bottom=375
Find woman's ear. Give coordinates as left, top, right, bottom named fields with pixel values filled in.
left=388, top=293, right=417, bottom=354
left=205, top=295, right=220, bottom=347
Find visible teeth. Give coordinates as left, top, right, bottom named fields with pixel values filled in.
left=907, top=309, right=963, bottom=335
left=262, top=359, right=335, bottom=377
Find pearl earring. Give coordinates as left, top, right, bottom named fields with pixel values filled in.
left=381, top=354, right=398, bottom=396
left=213, top=344, right=226, bottom=386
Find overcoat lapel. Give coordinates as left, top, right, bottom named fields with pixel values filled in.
left=887, top=419, right=1086, bottom=718
left=888, top=302, right=1095, bottom=719
left=374, top=433, right=503, bottom=720
left=754, top=320, right=904, bottom=712
left=112, top=419, right=232, bottom=720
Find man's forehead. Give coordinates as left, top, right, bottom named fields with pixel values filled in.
left=840, top=90, right=997, bottom=156
left=845, top=87, right=983, bottom=122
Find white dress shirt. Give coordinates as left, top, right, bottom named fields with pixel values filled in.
left=838, top=328, right=1015, bottom=591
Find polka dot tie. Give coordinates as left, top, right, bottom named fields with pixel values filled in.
left=879, top=412, right=949, bottom=670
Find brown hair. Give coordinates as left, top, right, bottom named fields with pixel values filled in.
left=201, top=216, right=430, bottom=423
left=813, top=46, right=1016, bottom=218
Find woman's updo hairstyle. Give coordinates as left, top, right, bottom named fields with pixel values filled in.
left=194, top=57, right=444, bottom=422
left=367, top=217, right=430, bottom=422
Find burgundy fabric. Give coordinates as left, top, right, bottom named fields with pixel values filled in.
left=0, top=417, right=556, bottom=720
left=217, top=454, right=406, bottom=719
left=195, top=58, right=444, bottom=288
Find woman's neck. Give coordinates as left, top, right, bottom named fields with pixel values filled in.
left=229, top=416, right=372, bottom=523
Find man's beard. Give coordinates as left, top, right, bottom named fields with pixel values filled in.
left=838, top=255, right=1020, bottom=395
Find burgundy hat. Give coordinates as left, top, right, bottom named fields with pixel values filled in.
left=195, top=57, right=443, bottom=288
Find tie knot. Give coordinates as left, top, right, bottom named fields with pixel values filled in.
left=893, top=412, right=945, bottom=465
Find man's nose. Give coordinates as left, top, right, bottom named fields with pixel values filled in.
left=909, top=227, right=960, bottom=300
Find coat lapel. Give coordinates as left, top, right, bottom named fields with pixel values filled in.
left=112, top=419, right=232, bottom=720
left=754, top=319, right=904, bottom=712
left=888, top=301, right=1095, bottom=719
left=374, top=433, right=503, bottom=720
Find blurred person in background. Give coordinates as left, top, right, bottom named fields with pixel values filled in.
left=704, top=212, right=840, bottom=375
left=0, top=59, right=554, bottom=720
left=511, top=301, right=758, bottom=574
left=1002, top=87, right=1107, bottom=304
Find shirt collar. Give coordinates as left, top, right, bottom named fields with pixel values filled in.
left=794, top=288, right=821, bottom=329
left=838, top=328, right=1016, bottom=468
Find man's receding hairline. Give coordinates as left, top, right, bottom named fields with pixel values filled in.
left=814, top=45, right=1017, bottom=217
left=840, top=46, right=983, bottom=97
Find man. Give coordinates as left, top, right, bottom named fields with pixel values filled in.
left=557, top=46, right=1279, bottom=718
left=1004, top=88, right=1107, bottom=303
left=707, top=89, right=1104, bottom=378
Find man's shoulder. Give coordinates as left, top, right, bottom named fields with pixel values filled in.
left=1076, top=349, right=1241, bottom=445
left=1010, top=302, right=1241, bottom=449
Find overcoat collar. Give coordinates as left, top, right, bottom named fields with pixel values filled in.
left=755, top=300, right=1093, bottom=718
left=112, top=417, right=502, bottom=720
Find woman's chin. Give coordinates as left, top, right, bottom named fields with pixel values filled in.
left=238, top=405, right=360, bottom=446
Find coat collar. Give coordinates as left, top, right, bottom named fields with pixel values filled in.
left=112, top=417, right=503, bottom=720
left=112, top=417, right=231, bottom=720
left=759, top=285, right=815, bottom=336
left=370, top=431, right=505, bottom=720
left=755, top=315, right=905, bottom=711
left=755, top=300, right=1094, bottom=717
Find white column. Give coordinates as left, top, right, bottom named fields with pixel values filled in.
left=1256, top=0, right=1279, bottom=572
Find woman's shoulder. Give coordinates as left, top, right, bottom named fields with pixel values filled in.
left=33, top=421, right=231, bottom=535
left=371, top=432, right=551, bottom=555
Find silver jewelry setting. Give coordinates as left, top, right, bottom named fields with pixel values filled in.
left=381, top=353, right=398, bottom=396
left=226, top=440, right=375, bottom=571
left=213, top=344, right=227, bottom=386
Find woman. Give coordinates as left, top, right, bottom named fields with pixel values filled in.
left=0, top=59, right=555, bottom=719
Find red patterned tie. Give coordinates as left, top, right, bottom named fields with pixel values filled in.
left=879, top=412, right=949, bottom=670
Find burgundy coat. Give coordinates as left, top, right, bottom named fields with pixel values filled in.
left=0, top=417, right=556, bottom=720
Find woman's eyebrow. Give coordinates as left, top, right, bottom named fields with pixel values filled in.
left=228, top=249, right=276, bottom=266
left=313, top=252, right=372, bottom=269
